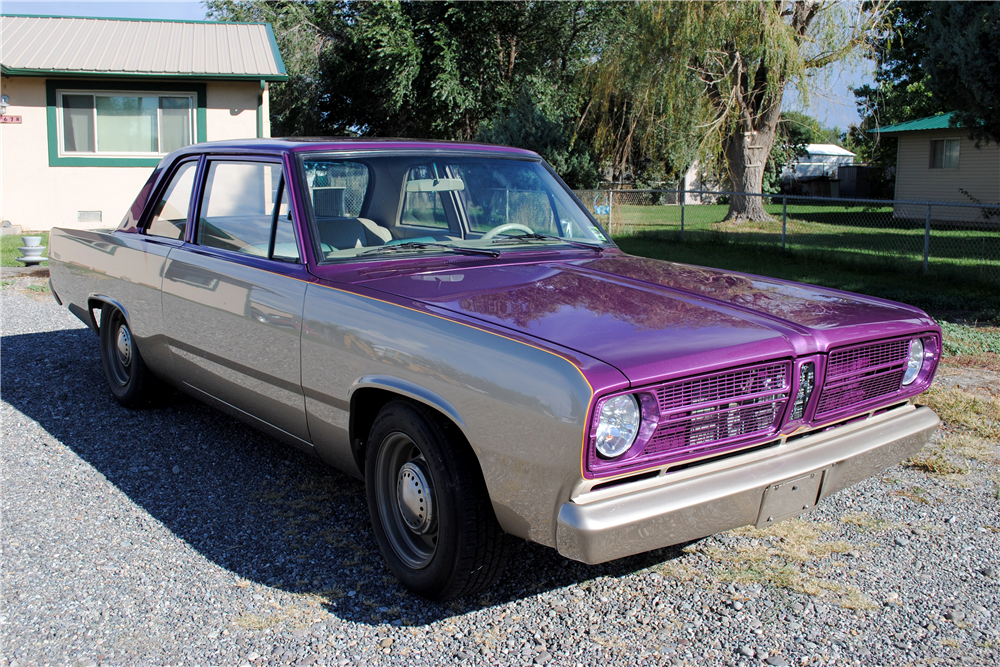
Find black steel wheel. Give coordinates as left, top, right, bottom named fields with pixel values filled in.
left=98, top=304, right=163, bottom=408
left=365, top=400, right=507, bottom=601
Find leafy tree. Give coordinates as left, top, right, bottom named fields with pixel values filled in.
left=588, top=1, right=888, bottom=221
left=207, top=1, right=610, bottom=186
left=847, top=1, right=946, bottom=198
left=921, top=2, right=1000, bottom=145
left=476, top=84, right=600, bottom=188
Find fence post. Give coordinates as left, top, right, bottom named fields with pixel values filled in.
left=608, top=190, right=614, bottom=233
left=680, top=187, right=686, bottom=241
left=782, top=197, right=787, bottom=250
left=923, top=204, right=932, bottom=274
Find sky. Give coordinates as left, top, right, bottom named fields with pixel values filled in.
left=3, top=0, right=872, bottom=133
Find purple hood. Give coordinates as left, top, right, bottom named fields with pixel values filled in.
left=360, top=254, right=937, bottom=386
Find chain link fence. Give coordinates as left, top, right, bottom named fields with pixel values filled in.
left=574, top=189, right=1000, bottom=285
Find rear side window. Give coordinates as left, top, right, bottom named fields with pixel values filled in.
left=301, top=160, right=369, bottom=217
left=400, top=165, right=450, bottom=229
left=197, top=161, right=298, bottom=261
left=147, top=161, right=197, bottom=239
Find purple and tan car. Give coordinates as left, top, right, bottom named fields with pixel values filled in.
left=49, top=139, right=941, bottom=600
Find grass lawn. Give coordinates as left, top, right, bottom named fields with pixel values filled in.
left=597, top=202, right=1000, bottom=285
left=1, top=232, right=49, bottom=267
left=614, top=233, right=1000, bottom=324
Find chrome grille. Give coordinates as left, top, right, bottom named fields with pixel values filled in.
left=815, top=339, right=909, bottom=418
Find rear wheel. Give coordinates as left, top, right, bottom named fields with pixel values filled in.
left=365, top=400, right=507, bottom=601
left=98, top=304, right=163, bottom=408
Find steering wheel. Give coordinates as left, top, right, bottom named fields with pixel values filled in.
left=481, top=223, right=535, bottom=240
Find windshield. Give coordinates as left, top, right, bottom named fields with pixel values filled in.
left=298, top=153, right=611, bottom=262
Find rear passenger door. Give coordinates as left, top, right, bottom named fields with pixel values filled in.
left=161, top=157, right=313, bottom=446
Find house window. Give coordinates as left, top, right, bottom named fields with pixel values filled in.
left=930, top=138, right=960, bottom=170
left=58, top=91, right=195, bottom=156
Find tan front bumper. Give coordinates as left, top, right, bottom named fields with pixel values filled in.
left=556, top=405, right=939, bottom=564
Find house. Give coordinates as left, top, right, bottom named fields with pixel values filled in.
left=0, top=14, right=287, bottom=231
left=780, top=144, right=856, bottom=198
left=872, top=112, right=1000, bottom=222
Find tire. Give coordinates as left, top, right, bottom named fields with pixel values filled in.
left=98, top=304, right=163, bottom=408
left=365, top=400, right=507, bottom=601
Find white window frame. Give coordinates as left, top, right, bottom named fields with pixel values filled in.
left=56, top=89, right=197, bottom=158
left=929, top=137, right=960, bottom=170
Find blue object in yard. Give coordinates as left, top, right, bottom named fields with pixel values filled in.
left=593, top=194, right=610, bottom=216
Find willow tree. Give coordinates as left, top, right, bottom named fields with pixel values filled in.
left=589, top=1, right=889, bottom=222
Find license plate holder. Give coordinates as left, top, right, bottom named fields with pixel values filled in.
left=755, top=469, right=827, bottom=528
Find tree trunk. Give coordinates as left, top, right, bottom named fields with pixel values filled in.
left=719, top=66, right=785, bottom=223
left=723, top=114, right=779, bottom=223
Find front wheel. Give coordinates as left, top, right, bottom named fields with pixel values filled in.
left=365, top=401, right=507, bottom=601
left=98, top=304, right=163, bottom=408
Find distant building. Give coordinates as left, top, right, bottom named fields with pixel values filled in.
left=0, top=14, right=288, bottom=230
left=780, top=144, right=856, bottom=198
left=871, top=112, right=1000, bottom=222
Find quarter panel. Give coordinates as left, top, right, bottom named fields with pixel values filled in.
left=48, top=229, right=175, bottom=373
left=301, top=282, right=612, bottom=546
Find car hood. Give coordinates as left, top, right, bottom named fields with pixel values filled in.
left=360, top=254, right=936, bottom=386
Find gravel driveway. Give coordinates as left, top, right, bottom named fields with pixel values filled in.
left=2, top=278, right=997, bottom=667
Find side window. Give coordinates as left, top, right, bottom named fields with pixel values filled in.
left=400, top=165, right=450, bottom=229
left=198, top=161, right=281, bottom=256
left=147, top=161, right=197, bottom=239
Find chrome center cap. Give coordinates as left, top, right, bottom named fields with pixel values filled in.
left=396, top=461, right=433, bottom=534
left=116, top=325, right=132, bottom=367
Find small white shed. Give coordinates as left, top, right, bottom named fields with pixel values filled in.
left=781, top=144, right=856, bottom=197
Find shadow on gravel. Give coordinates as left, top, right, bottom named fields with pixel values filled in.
left=2, top=327, right=689, bottom=628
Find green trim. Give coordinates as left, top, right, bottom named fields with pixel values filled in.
left=46, top=79, right=208, bottom=168
left=257, top=80, right=264, bottom=139
left=263, top=23, right=288, bottom=75
left=2, top=65, right=287, bottom=82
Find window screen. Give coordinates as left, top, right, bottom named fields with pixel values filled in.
left=147, top=161, right=197, bottom=240
left=301, top=160, right=369, bottom=217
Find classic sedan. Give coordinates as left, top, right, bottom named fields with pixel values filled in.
left=49, top=139, right=941, bottom=600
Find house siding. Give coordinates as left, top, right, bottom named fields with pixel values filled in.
left=0, top=77, right=266, bottom=231
left=893, top=130, right=1000, bottom=222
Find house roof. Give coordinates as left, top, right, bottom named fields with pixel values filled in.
left=869, top=112, right=958, bottom=134
left=0, top=14, right=287, bottom=81
left=803, top=143, right=855, bottom=157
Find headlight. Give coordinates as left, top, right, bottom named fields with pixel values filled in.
left=595, top=394, right=640, bottom=458
left=902, top=338, right=925, bottom=385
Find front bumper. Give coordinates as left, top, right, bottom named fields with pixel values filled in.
left=556, top=404, right=939, bottom=564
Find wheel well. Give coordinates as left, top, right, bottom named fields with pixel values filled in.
left=349, top=388, right=480, bottom=479
left=87, top=298, right=109, bottom=333
left=350, top=388, right=396, bottom=469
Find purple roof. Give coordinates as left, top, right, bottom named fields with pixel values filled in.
left=177, top=137, right=539, bottom=157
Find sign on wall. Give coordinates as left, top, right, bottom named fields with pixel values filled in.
left=0, top=115, right=23, bottom=124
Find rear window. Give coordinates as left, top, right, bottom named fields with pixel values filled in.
left=301, top=160, right=369, bottom=218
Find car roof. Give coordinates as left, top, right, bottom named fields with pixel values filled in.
left=170, top=137, right=540, bottom=158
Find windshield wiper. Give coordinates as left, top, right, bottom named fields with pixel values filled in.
left=490, top=232, right=604, bottom=252
left=359, top=242, right=500, bottom=258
